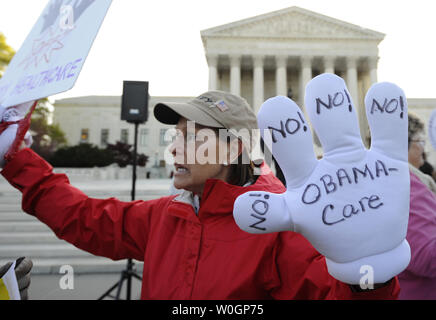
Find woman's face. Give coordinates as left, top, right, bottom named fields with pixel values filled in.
left=170, top=117, right=231, bottom=196
left=408, top=133, right=425, bottom=168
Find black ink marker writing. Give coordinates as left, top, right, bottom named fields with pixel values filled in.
left=297, top=112, right=308, bottom=132
left=252, top=200, right=269, bottom=216
left=249, top=214, right=266, bottom=231
left=370, top=97, right=404, bottom=118
left=268, top=115, right=306, bottom=143
left=344, top=90, right=352, bottom=112
left=321, top=194, right=384, bottom=227
left=316, top=91, right=351, bottom=114
left=399, top=96, right=404, bottom=119
left=302, top=183, right=321, bottom=205
left=249, top=194, right=270, bottom=231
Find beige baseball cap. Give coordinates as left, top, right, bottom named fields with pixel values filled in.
left=154, top=90, right=259, bottom=153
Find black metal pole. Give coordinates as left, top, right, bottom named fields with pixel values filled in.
left=126, top=122, right=139, bottom=300
left=97, top=121, right=142, bottom=300
left=131, top=122, right=138, bottom=202
left=98, top=80, right=147, bottom=300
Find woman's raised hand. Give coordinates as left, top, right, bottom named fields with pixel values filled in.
left=0, top=101, right=35, bottom=167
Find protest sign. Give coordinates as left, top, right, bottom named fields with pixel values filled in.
left=0, top=0, right=112, bottom=110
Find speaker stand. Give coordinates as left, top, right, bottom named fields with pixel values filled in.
left=98, top=122, right=143, bottom=300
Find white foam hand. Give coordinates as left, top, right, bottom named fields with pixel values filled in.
left=0, top=101, right=35, bottom=167
left=233, top=73, right=411, bottom=284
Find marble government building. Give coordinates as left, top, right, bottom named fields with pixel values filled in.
left=53, top=7, right=436, bottom=174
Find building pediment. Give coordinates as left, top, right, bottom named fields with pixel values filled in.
left=201, top=7, right=384, bottom=41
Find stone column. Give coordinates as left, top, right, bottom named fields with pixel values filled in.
left=253, top=55, right=265, bottom=113
left=230, top=55, right=241, bottom=96
left=207, top=54, right=219, bottom=91
left=300, top=56, right=312, bottom=108
left=369, top=56, right=378, bottom=85
left=323, top=56, right=335, bottom=74
left=364, top=56, right=379, bottom=147
left=346, top=56, right=359, bottom=105
left=300, top=56, right=321, bottom=154
left=346, top=56, right=366, bottom=140
left=275, top=55, right=287, bottom=96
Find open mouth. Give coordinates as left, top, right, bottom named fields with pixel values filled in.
left=174, top=164, right=189, bottom=175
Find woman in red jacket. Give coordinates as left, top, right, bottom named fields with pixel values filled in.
left=0, top=90, right=398, bottom=299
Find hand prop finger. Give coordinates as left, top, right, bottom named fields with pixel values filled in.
left=233, top=191, right=293, bottom=234
left=305, top=73, right=365, bottom=160
left=365, top=82, right=408, bottom=161
left=257, top=96, right=317, bottom=188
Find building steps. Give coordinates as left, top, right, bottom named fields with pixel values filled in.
left=0, top=178, right=170, bottom=274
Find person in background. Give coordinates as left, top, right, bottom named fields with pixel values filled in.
left=397, top=113, right=436, bottom=299
left=408, top=112, right=426, bottom=168
left=419, top=153, right=436, bottom=182
left=407, top=113, right=436, bottom=194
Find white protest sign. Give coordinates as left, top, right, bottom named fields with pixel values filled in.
left=0, top=0, right=112, bottom=109
left=429, top=109, right=436, bottom=151
left=233, top=74, right=411, bottom=285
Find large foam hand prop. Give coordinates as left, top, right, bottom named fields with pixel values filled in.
left=0, top=101, right=36, bottom=167
left=234, top=73, right=411, bottom=285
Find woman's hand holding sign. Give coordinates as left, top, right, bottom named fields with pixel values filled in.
left=233, top=73, right=411, bottom=285
left=0, top=101, right=36, bottom=167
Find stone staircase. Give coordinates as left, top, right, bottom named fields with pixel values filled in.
left=0, top=178, right=171, bottom=275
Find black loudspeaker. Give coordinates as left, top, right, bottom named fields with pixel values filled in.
left=121, top=81, right=149, bottom=123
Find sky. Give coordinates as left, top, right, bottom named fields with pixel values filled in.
left=1, top=0, right=436, bottom=101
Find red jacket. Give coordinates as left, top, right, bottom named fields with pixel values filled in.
left=2, top=149, right=399, bottom=299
